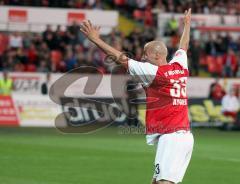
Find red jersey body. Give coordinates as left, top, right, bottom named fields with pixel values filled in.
left=128, top=49, right=190, bottom=135
left=145, top=62, right=190, bottom=134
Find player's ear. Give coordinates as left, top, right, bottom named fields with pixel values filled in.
left=155, top=52, right=161, bottom=60
left=142, top=51, right=148, bottom=61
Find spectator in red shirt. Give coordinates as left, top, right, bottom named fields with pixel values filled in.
left=28, top=43, right=37, bottom=63
left=209, top=78, right=226, bottom=100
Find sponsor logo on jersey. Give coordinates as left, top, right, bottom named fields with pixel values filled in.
left=168, top=70, right=185, bottom=76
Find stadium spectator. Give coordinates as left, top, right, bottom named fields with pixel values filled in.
left=38, top=42, right=50, bottom=62
left=86, top=0, right=103, bottom=9
left=222, top=49, right=237, bottom=77
left=42, top=25, right=53, bottom=42
left=236, top=66, right=240, bottom=78
left=64, top=50, right=78, bottom=71
left=0, top=71, right=13, bottom=96
left=9, top=32, right=23, bottom=49
left=222, top=88, right=240, bottom=122
left=37, top=60, right=50, bottom=73
left=189, top=39, right=201, bottom=76
left=27, top=43, right=38, bottom=63
left=41, top=72, right=51, bottom=95
left=143, top=6, right=154, bottom=26
left=43, top=28, right=58, bottom=50
left=165, top=15, right=179, bottom=36
left=205, top=35, right=218, bottom=56
left=209, top=78, right=225, bottom=100
left=67, top=21, right=82, bottom=45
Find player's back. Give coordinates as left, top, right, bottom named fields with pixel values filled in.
left=145, top=61, right=189, bottom=134
left=128, top=49, right=190, bottom=134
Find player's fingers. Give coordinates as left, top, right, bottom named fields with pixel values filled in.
left=86, top=20, right=93, bottom=31
left=188, top=8, right=192, bottom=15
left=95, top=26, right=101, bottom=31
left=82, top=20, right=90, bottom=32
left=80, top=23, right=90, bottom=33
left=82, top=20, right=87, bottom=28
left=80, top=28, right=88, bottom=35
left=80, top=24, right=88, bottom=33
left=80, top=24, right=87, bottom=32
left=88, top=20, right=93, bottom=28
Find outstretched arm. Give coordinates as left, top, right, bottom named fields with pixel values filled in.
left=80, top=20, right=128, bottom=67
left=179, top=8, right=191, bottom=51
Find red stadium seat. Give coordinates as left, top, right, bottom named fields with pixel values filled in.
left=215, top=56, right=223, bottom=75
left=144, top=9, right=154, bottom=26
left=28, top=49, right=37, bottom=63
left=133, top=10, right=144, bottom=20
left=14, top=63, right=25, bottom=72
left=0, top=34, right=9, bottom=55
left=200, top=56, right=207, bottom=66
left=25, top=64, right=37, bottom=72
left=51, top=50, right=62, bottom=65
left=114, top=0, right=125, bottom=5
left=206, top=56, right=216, bottom=73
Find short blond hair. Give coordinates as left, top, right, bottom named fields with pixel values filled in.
left=143, top=40, right=168, bottom=56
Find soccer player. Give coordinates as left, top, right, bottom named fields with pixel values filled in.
left=80, top=9, right=194, bottom=184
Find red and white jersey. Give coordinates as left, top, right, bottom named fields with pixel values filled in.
left=128, top=49, right=190, bottom=142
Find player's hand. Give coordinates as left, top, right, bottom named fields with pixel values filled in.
left=80, top=20, right=101, bottom=41
left=183, top=8, right=191, bottom=25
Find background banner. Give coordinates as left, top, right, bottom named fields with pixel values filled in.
left=0, top=73, right=239, bottom=127
left=1, top=72, right=239, bottom=98
left=12, top=94, right=61, bottom=127
left=0, top=95, right=19, bottom=126
left=0, top=6, right=118, bottom=34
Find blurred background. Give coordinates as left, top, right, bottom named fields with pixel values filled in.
left=0, top=1, right=240, bottom=184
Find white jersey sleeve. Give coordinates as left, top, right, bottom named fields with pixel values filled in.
left=169, top=49, right=188, bottom=69
left=128, top=59, right=158, bottom=87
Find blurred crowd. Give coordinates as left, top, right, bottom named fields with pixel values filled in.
left=0, top=23, right=156, bottom=74
left=0, top=0, right=103, bottom=9
left=2, top=0, right=240, bottom=15
left=0, top=22, right=240, bottom=77
left=113, top=0, right=240, bottom=15
left=0, top=21, right=240, bottom=77
left=110, top=0, right=240, bottom=26
left=208, top=78, right=240, bottom=126
left=188, top=33, right=240, bottom=77
left=0, top=0, right=240, bottom=77
left=164, top=15, right=240, bottom=77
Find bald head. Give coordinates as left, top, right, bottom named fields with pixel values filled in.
left=142, top=40, right=168, bottom=66
left=144, top=41, right=168, bottom=56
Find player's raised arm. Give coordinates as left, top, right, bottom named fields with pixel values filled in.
left=179, top=9, right=191, bottom=51
left=80, top=20, right=128, bottom=67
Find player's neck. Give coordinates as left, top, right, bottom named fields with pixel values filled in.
left=158, top=58, right=167, bottom=66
